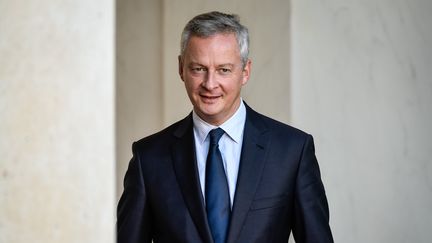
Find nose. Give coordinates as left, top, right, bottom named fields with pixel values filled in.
left=202, top=71, right=218, bottom=90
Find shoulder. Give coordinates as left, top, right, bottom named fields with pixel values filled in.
left=245, top=103, right=311, bottom=142
left=132, top=114, right=192, bottom=152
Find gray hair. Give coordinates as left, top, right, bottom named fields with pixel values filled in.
left=180, top=11, right=250, bottom=66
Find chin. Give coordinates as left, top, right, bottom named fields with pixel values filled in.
left=196, top=105, right=222, bottom=118
left=200, top=108, right=221, bottom=117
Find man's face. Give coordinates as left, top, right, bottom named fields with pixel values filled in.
left=179, top=33, right=251, bottom=126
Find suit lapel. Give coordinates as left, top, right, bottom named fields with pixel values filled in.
left=171, top=115, right=213, bottom=243
left=226, top=106, right=270, bottom=243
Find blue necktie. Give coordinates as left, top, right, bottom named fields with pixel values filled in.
left=205, top=128, right=230, bottom=243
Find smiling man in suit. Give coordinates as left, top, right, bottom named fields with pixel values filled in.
left=117, top=11, right=333, bottom=243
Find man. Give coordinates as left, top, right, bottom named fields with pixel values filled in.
left=117, top=11, right=333, bottom=243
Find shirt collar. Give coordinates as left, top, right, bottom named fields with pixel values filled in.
left=192, top=99, right=246, bottom=144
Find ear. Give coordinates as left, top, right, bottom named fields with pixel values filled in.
left=178, top=55, right=184, bottom=82
left=241, top=59, right=251, bottom=85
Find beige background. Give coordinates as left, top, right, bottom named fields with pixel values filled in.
left=1, top=0, right=432, bottom=242
left=291, top=1, right=432, bottom=242
left=0, top=0, right=115, bottom=242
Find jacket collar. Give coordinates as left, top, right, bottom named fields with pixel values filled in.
left=171, top=103, right=270, bottom=243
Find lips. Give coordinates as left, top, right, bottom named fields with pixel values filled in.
left=200, top=94, right=221, bottom=102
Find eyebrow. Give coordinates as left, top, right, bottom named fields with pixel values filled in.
left=217, top=64, right=235, bottom=68
left=188, top=62, right=205, bottom=67
left=187, top=62, right=235, bottom=67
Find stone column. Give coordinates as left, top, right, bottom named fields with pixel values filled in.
left=291, top=0, right=432, bottom=242
left=0, top=1, right=115, bottom=242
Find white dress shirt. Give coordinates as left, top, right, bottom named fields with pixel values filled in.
left=192, top=100, right=246, bottom=207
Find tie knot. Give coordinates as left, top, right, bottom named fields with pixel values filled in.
left=209, top=128, right=225, bottom=145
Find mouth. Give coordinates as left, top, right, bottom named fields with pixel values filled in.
left=200, top=94, right=222, bottom=103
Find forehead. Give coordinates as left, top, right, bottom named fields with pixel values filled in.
left=187, top=33, right=239, bottom=50
left=184, top=33, right=241, bottom=60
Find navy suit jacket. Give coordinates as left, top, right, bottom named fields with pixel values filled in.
left=117, top=104, right=333, bottom=243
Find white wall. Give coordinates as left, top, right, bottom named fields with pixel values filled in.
left=0, top=1, right=115, bottom=242
left=4, top=0, right=427, bottom=242
left=291, top=0, right=432, bottom=242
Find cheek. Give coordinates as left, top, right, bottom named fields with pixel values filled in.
left=184, top=80, right=200, bottom=95
left=223, top=79, right=243, bottom=93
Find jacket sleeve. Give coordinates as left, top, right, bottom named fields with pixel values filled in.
left=117, top=142, right=153, bottom=243
left=292, top=135, right=334, bottom=243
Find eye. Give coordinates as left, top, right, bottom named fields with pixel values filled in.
left=191, top=67, right=206, bottom=73
left=219, top=68, right=231, bottom=74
